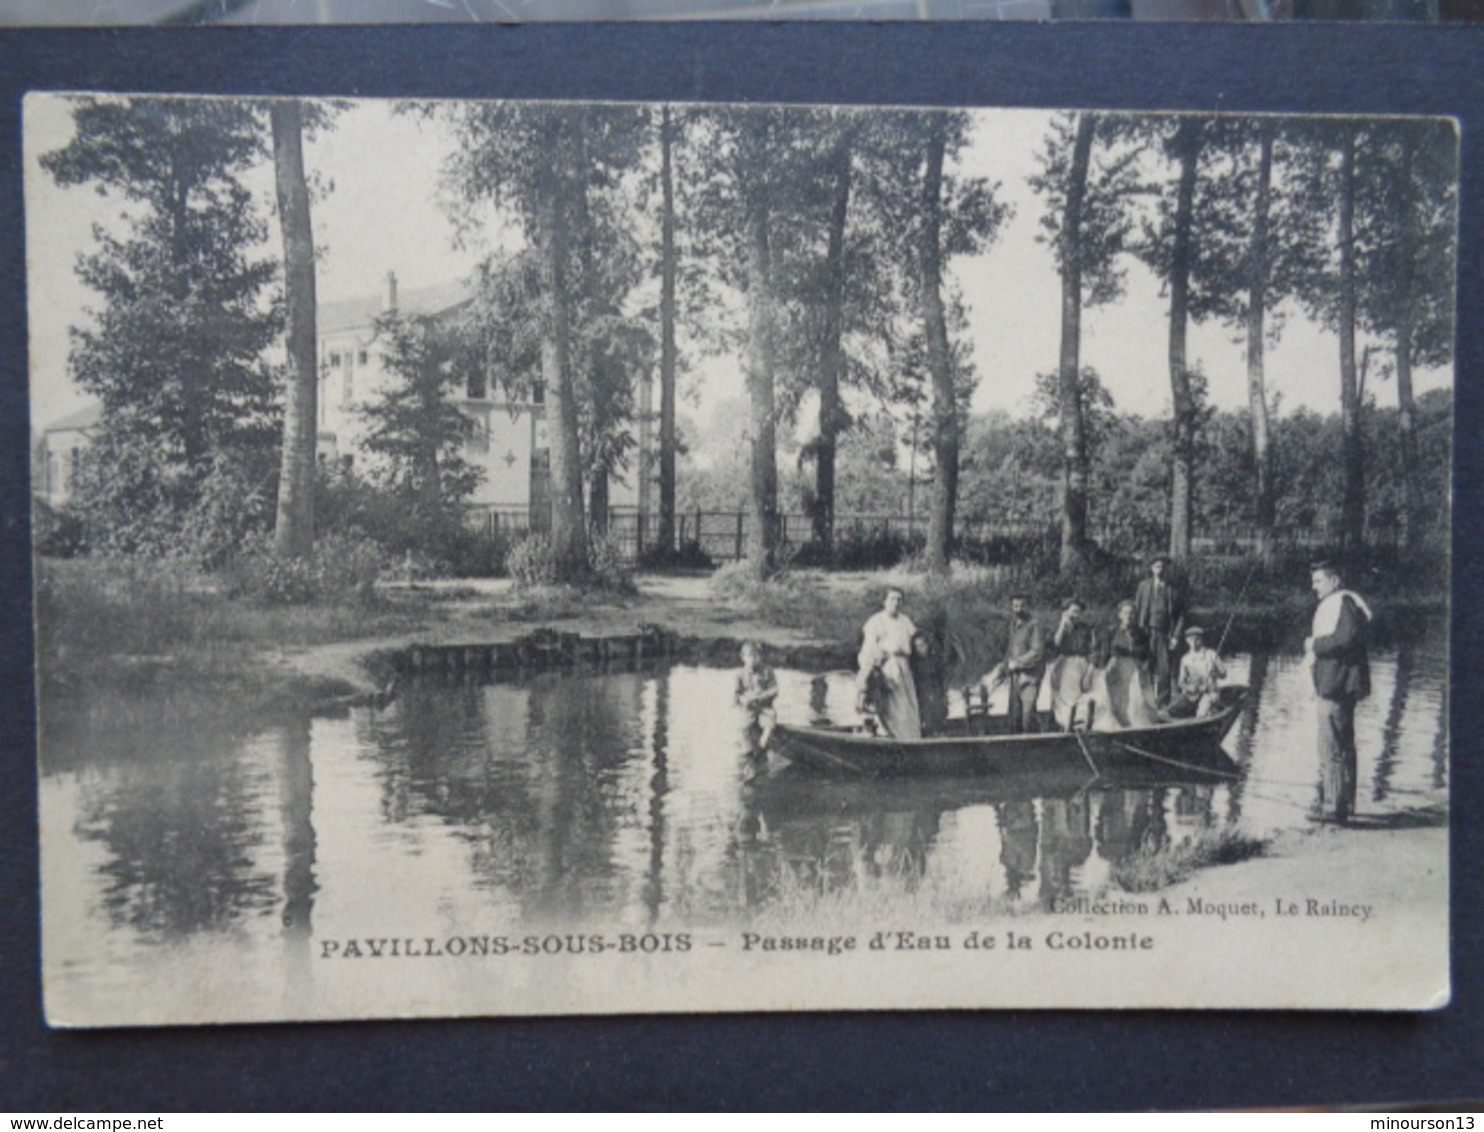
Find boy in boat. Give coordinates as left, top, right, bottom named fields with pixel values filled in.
left=1167, top=625, right=1226, bottom=719
left=734, top=640, right=779, bottom=750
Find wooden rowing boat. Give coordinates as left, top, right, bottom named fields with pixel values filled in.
left=766, top=685, right=1248, bottom=778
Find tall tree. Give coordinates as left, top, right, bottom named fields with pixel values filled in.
left=358, top=312, right=482, bottom=524
left=1244, top=122, right=1278, bottom=566
left=440, top=103, right=648, bottom=579
left=42, top=96, right=281, bottom=554
left=919, top=115, right=957, bottom=577
left=1030, top=112, right=1141, bottom=572
left=1164, top=117, right=1204, bottom=563
left=1131, top=114, right=1214, bottom=562
left=1336, top=125, right=1365, bottom=557
left=1191, top=117, right=1326, bottom=567
left=1354, top=119, right=1458, bottom=553
left=862, top=111, right=1008, bottom=576
left=656, top=104, right=680, bottom=555
left=269, top=99, right=318, bottom=560
left=740, top=113, right=783, bottom=579
left=811, top=122, right=856, bottom=552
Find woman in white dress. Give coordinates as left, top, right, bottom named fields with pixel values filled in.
left=857, top=586, right=922, bottom=740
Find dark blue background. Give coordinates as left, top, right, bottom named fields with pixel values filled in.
left=1, top=21, right=1479, bottom=1112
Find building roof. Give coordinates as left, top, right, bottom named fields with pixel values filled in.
left=318, top=278, right=473, bottom=337
left=43, top=403, right=103, bottom=434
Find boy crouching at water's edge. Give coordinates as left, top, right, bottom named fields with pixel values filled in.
left=735, top=640, right=779, bottom=751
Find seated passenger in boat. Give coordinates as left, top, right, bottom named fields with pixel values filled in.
left=1046, top=654, right=1099, bottom=732
left=1100, top=600, right=1150, bottom=667
left=1053, top=598, right=1099, bottom=661
left=1167, top=625, right=1226, bottom=719
left=910, top=630, right=950, bottom=738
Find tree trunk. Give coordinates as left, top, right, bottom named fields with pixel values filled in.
left=1057, top=112, right=1096, bottom=574
left=921, top=116, right=957, bottom=578
left=1395, top=317, right=1420, bottom=553
left=270, top=99, right=318, bottom=560
left=814, top=128, right=854, bottom=552
left=1166, top=118, right=1202, bottom=563
left=1392, top=130, right=1423, bottom=556
left=657, top=105, right=679, bottom=555
left=589, top=469, right=610, bottom=537
left=1337, top=127, right=1365, bottom=558
left=744, top=175, right=779, bottom=580
left=537, top=160, right=589, bottom=579
left=1246, top=122, right=1276, bottom=568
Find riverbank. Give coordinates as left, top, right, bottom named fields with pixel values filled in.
left=36, top=558, right=1447, bottom=717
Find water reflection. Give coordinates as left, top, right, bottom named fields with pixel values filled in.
left=40, top=629, right=1449, bottom=1011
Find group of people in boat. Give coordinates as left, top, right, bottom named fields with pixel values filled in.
left=855, top=554, right=1227, bottom=741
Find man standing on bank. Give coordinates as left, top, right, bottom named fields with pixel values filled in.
left=1134, top=554, right=1187, bottom=706
left=1304, top=560, right=1372, bottom=825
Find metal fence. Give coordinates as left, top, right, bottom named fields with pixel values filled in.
left=466, top=503, right=1394, bottom=566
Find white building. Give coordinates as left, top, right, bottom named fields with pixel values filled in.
left=37, top=272, right=652, bottom=536
left=32, top=402, right=101, bottom=507
left=318, top=271, right=648, bottom=534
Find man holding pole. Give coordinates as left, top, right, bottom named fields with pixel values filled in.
left=986, top=593, right=1046, bottom=735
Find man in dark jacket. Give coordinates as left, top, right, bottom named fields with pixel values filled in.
left=1305, top=560, right=1372, bottom=824
left=1134, top=555, right=1186, bottom=706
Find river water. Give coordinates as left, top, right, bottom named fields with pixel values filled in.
left=39, top=630, right=1447, bottom=1022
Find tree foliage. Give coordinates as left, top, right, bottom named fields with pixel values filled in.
left=43, top=95, right=284, bottom=560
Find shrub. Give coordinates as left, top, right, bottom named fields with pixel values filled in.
left=315, top=469, right=508, bottom=579
left=788, top=524, right=922, bottom=571
left=33, top=499, right=87, bottom=559
left=506, top=533, right=560, bottom=588
left=638, top=539, right=715, bottom=571
left=220, top=534, right=387, bottom=607
left=587, top=532, right=634, bottom=591
left=506, top=532, right=634, bottom=591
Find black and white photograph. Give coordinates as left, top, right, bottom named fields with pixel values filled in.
left=27, top=92, right=1454, bottom=1025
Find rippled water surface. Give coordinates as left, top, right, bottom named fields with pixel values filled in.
left=40, top=628, right=1448, bottom=1018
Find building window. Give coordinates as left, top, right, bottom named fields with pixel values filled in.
left=467, top=370, right=487, bottom=400
left=531, top=380, right=545, bottom=405
left=357, top=350, right=368, bottom=366
left=329, top=351, right=342, bottom=368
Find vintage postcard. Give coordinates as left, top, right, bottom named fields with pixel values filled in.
left=27, top=92, right=1453, bottom=1026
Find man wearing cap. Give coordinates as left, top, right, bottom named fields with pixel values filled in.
left=1304, top=560, right=1372, bottom=824
left=1134, top=554, right=1187, bottom=706
left=1168, top=625, right=1225, bottom=719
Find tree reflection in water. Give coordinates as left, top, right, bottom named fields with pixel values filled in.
left=41, top=628, right=1449, bottom=977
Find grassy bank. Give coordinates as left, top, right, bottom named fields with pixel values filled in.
left=35, top=557, right=454, bottom=712
left=36, top=553, right=1447, bottom=721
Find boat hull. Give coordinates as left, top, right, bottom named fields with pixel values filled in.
left=767, top=686, right=1247, bottom=778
